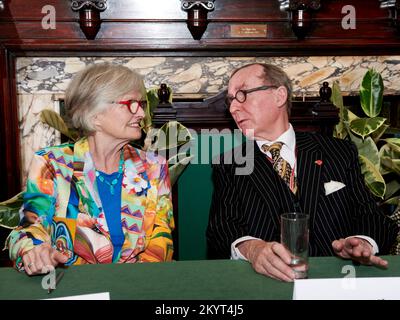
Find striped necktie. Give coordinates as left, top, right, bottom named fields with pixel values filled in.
left=262, top=142, right=298, bottom=194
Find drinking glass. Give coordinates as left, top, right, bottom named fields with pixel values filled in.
left=280, top=212, right=309, bottom=279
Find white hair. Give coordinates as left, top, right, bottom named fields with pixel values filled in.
left=64, top=63, right=146, bottom=134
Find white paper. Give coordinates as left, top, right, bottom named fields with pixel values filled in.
left=293, top=277, right=400, bottom=300
left=45, top=292, right=110, bottom=300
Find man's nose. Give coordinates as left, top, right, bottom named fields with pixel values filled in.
left=229, top=99, right=241, bottom=114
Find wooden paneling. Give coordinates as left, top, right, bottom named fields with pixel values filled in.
left=0, top=46, right=20, bottom=201
left=0, top=0, right=399, bottom=53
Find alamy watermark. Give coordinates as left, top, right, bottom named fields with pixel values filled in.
left=41, top=265, right=56, bottom=291
left=341, top=5, right=356, bottom=30
left=147, top=128, right=255, bottom=175
left=341, top=264, right=357, bottom=290
left=41, top=5, right=56, bottom=30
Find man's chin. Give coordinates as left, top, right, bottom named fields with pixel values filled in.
left=240, top=127, right=256, bottom=140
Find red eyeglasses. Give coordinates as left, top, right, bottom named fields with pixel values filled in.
left=112, top=99, right=147, bottom=114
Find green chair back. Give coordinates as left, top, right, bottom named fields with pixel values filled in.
left=177, top=132, right=244, bottom=260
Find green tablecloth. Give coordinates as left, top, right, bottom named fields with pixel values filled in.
left=0, top=256, right=399, bottom=300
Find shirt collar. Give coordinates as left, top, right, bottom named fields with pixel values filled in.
left=256, top=123, right=296, bottom=153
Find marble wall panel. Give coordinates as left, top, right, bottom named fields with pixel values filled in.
left=16, top=55, right=400, bottom=185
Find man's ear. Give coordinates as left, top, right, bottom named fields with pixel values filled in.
left=274, top=86, right=288, bottom=109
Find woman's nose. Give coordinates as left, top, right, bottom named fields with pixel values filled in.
left=137, top=104, right=146, bottom=117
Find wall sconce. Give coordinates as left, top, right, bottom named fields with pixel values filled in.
left=71, top=0, right=107, bottom=40
left=278, top=0, right=321, bottom=39
left=380, top=0, right=400, bottom=33
left=0, top=1, right=5, bottom=11
left=181, top=1, right=215, bottom=40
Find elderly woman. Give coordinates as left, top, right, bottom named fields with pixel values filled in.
left=6, top=63, right=174, bottom=275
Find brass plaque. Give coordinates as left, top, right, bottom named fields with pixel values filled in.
left=230, top=24, right=267, bottom=38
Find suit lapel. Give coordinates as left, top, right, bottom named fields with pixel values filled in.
left=247, top=142, right=292, bottom=230
left=296, top=132, right=323, bottom=224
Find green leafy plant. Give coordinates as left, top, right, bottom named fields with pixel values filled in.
left=0, top=87, right=193, bottom=229
left=331, top=69, right=400, bottom=252
left=141, top=87, right=193, bottom=185
left=0, top=192, right=23, bottom=229
left=332, top=69, right=400, bottom=200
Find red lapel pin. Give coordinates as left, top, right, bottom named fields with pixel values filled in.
left=315, top=160, right=323, bottom=166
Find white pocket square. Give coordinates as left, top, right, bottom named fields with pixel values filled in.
left=324, top=180, right=346, bottom=196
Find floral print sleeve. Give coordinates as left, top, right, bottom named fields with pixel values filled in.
left=139, top=161, right=175, bottom=262
left=6, top=151, right=55, bottom=270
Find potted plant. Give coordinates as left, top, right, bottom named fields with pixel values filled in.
left=331, top=69, right=400, bottom=253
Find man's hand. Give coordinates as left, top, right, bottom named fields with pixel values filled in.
left=332, top=237, right=388, bottom=268
left=22, top=242, right=69, bottom=276
left=237, top=239, right=303, bottom=282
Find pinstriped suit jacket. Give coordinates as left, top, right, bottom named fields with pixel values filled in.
left=207, top=131, right=398, bottom=259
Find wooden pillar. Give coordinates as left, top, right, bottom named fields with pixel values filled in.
left=0, top=45, right=20, bottom=201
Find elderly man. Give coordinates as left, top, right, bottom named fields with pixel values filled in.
left=207, top=63, right=398, bottom=282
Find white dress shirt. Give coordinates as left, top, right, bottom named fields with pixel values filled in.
left=231, top=124, right=379, bottom=260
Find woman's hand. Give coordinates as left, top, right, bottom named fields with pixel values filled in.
left=22, top=242, right=69, bottom=276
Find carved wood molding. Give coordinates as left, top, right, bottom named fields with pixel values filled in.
left=71, top=0, right=107, bottom=11
left=288, top=0, right=321, bottom=10
left=380, top=0, right=400, bottom=34
left=279, top=0, right=322, bottom=39
left=71, top=1, right=108, bottom=40
left=1, top=0, right=400, bottom=52
left=181, top=0, right=215, bottom=40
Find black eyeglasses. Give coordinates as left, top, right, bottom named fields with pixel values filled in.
left=112, top=99, right=147, bottom=114
left=225, top=85, right=278, bottom=108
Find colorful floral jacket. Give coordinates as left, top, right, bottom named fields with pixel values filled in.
left=6, top=137, right=174, bottom=270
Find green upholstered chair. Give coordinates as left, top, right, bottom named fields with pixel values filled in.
left=176, top=132, right=244, bottom=260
